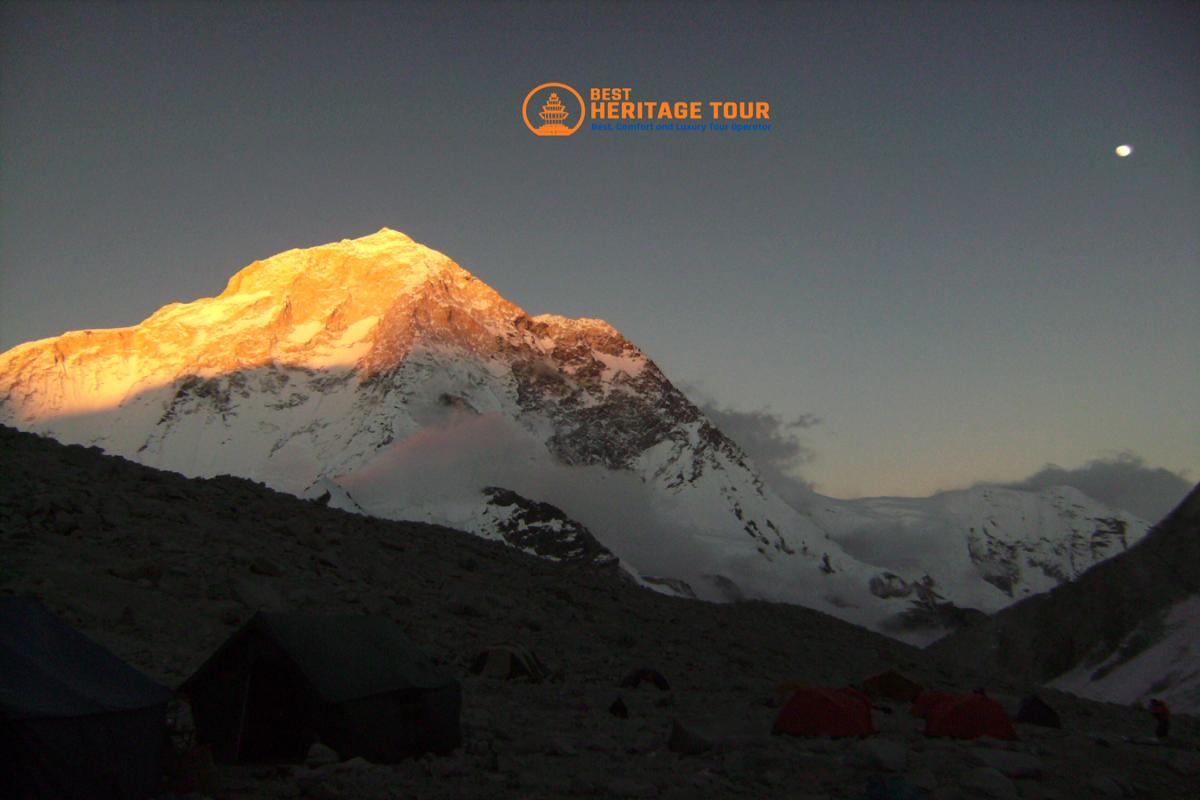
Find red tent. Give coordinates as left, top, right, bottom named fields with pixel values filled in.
left=910, top=690, right=957, bottom=719
left=772, top=687, right=875, bottom=738
left=924, top=693, right=1017, bottom=741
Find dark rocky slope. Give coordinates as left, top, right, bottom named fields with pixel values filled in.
left=930, top=484, right=1200, bottom=685
left=1, top=425, right=1196, bottom=799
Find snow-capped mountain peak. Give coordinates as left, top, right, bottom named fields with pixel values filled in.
left=0, top=229, right=1152, bottom=644
left=0, top=229, right=818, bottom=557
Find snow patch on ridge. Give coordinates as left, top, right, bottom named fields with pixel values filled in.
left=594, top=350, right=646, bottom=381
left=810, top=485, right=1145, bottom=616
left=1051, top=597, right=1200, bottom=712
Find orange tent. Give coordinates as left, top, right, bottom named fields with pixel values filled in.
left=924, top=693, right=1017, bottom=741
left=772, top=687, right=875, bottom=738
left=910, top=690, right=956, bottom=719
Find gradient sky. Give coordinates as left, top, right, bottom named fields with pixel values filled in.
left=1, top=0, right=1197, bottom=499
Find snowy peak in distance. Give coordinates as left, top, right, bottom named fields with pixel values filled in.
left=811, top=483, right=1147, bottom=625
left=932, top=483, right=1200, bottom=713
left=0, top=228, right=1154, bottom=647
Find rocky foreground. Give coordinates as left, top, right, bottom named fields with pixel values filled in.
left=1, top=425, right=1197, bottom=799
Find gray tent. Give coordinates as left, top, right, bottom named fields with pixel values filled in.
left=181, top=611, right=460, bottom=763
left=0, top=596, right=170, bottom=799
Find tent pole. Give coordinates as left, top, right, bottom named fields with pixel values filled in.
left=234, top=650, right=253, bottom=761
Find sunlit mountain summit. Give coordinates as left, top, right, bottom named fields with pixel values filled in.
left=0, top=229, right=1148, bottom=643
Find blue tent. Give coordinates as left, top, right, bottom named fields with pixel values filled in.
left=0, top=596, right=171, bottom=799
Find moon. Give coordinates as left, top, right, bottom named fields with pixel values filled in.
left=1115, top=144, right=1133, bottom=158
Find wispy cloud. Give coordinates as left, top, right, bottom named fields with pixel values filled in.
left=691, top=394, right=821, bottom=507
left=993, top=452, right=1193, bottom=524
left=340, top=412, right=727, bottom=582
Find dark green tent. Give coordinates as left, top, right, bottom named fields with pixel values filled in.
left=0, top=596, right=170, bottom=799
left=860, top=669, right=925, bottom=703
left=1015, top=694, right=1062, bottom=728
left=180, top=611, right=460, bottom=763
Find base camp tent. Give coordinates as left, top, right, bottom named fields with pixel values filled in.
left=860, top=669, right=925, bottom=703
left=470, top=643, right=549, bottom=681
left=1015, top=694, right=1062, bottom=728
left=772, top=687, right=875, bottom=738
left=0, top=596, right=171, bottom=799
left=910, top=691, right=956, bottom=719
left=181, top=611, right=460, bottom=764
left=924, top=692, right=1017, bottom=741
left=619, top=668, right=671, bottom=691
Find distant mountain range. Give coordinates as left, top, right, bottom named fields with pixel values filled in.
left=932, top=483, right=1200, bottom=713
left=0, top=229, right=1151, bottom=644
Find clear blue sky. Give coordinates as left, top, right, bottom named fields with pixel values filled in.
left=1, top=0, right=1196, bottom=497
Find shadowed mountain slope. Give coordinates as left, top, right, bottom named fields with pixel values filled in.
left=2, top=425, right=1198, bottom=798
left=930, top=483, right=1200, bottom=711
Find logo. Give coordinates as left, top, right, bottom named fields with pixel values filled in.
left=522, top=83, right=773, bottom=137
left=522, top=83, right=585, bottom=137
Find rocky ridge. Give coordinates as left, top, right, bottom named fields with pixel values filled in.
left=1, top=425, right=1197, bottom=799
left=932, top=482, right=1200, bottom=714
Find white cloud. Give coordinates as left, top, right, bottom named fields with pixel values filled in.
left=339, top=412, right=725, bottom=582
left=691, top=396, right=821, bottom=508
left=997, top=452, right=1193, bottom=523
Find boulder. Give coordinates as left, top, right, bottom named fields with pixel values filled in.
left=306, top=742, right=340, bottom=768
left=844, top=738, right=908, bottom=773
left=667, top=719, right=713, bottom=756
left=967, top=748, right=1043, bottom=779
left=250, top=556, right=284, bottom=576
left=1166, top=752, right=1200, bottom=776
left=608, top=777, right=659, bottom=798
left=959, top=766, right=1019, bottom=800
left=1087, top=775, right=1125, bottom=797
left=230, top=575, right=289, bottom=611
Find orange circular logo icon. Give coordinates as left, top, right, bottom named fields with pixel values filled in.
left=522, top=83, right=585, bottom=137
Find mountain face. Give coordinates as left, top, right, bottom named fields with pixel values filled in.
left=930, top=484, right=1200, bottom=712
left=3, top=423, right=1195, bottom=800
left=0, top=231, right=779, bottom=539
left=0, top=229, right=1149, bottom=643
left=808, top=486, right=1145, bottom=634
